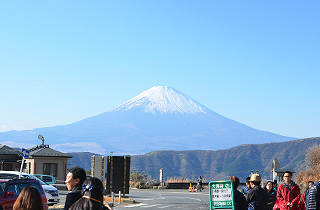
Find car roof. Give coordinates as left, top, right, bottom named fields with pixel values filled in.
left=0, top=178, right=39, bottom=182
left=0, top=171, right=28, bottom=175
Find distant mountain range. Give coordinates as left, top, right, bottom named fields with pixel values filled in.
left=0, top=86, right=295, bottom=154
left=67, top=137, right=320, bottom=182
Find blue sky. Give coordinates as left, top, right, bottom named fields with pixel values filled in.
left=0, top=0, right=319, bottom=139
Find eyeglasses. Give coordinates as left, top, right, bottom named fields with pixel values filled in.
left=283, top=176, right=291, bottom=178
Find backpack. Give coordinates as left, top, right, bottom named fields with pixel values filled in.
left=248, top=191, right=264, bottom=210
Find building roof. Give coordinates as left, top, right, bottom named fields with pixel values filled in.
left=0, top=145, right=20, bottom=155
left=274, top=168, right=296, bottom=174
left=29, top=145, right=72, bottom=158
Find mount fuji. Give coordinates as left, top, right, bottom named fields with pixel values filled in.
left=0, top=86, right=295, bottom=154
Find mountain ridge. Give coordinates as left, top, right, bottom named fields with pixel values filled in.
left=66, top=137, right=320, bottom=182
left=0, top=86, right=296, bottom=154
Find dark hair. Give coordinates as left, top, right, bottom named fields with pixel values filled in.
left=68, top=166, right=87, bottom=185
left=246, top=177, right=250, bottom=184
left=307, top=181, right=315, bottom=189
left=251, top=181, right=261, bottom=186
left=284, top=171, right=292, bottom=176
left=230, top=176, right=240, bottom=189
left=69, top=177, right=106, bottom=210
left=13, top=186, right=44, bottom=210
left=264, top=181, right=273, bottom=190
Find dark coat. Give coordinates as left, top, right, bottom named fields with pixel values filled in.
left=266, top=188, right=277, bottom=210
left=306, top=181, right=320, bottom=210
left=246, top=185, right=269, bottom=210
left=64, top=184, right=83, bottom=210
left=234, top=189, right=247, bottom=210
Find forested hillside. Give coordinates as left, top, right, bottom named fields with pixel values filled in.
left=131, top=137, right=320, bottom=181
left=67, top=137, right=320, bottom=182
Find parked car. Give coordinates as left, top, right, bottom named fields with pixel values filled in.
left=0, top=177, right=48, bottom=210
left=0, top=171, right=60, bottom=206
left=34, top=174, right=56, bottom=185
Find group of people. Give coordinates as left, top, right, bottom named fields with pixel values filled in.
left=13, top=166, right=112, bottom=210
left=230, top=171, right=319, bottom=210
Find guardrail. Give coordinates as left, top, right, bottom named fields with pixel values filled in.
left=52, top=180, right=67, bottom=190
left=165, top=182, right=208, bottom=189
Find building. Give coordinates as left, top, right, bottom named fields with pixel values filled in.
left=272, top=158, right=295, bottom=183
left=0, top=145, right=21, bottom=171
left=0, top=143, right=72, bottom=182
left=24, top=143, right=72, bottom=182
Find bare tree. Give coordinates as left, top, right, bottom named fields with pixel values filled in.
left=297, top=144, right=320, bottom=184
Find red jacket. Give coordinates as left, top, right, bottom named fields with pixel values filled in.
left=277, top=183, right=301, bottom=210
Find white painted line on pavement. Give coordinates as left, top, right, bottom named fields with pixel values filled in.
left=125, top=203, right=148, bottom=208
left=158, top=205, right=175, bottom=208
left=187, top=197, right=202, bottom=202
left=141, top=204, right=163, bottom=208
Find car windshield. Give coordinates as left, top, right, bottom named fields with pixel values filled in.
left=23, top=175, right=47, bottom=185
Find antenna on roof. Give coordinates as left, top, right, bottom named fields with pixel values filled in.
left=38, top=135, right=45, bottom=146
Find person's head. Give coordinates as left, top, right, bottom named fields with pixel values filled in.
left=283, top=171, right=292, bottom=185
left=229, top=176, right=240, bottom=189
left=249, top=174, right=261, bottom=187
left=69, top=177, right=105, bottom=210
left=265, top=181, right=273, bottom=192
left=307, top=181, right=314, bottom=190
left=65, top=166, right=87, bottom=191
left=82, top=177, right=105, bottom=201
left=13, top=186, right=44, bottom=210
left=246, top=177, right=251, bottom=189
left=273, top=180, right=278, bottom=188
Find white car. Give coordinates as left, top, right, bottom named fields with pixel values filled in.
left=0, top=171, right=60, bottom=206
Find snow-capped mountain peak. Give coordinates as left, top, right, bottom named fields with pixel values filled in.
left=113, top=86, right=207, bottom=114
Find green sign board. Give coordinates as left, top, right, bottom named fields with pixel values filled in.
left=209, top=180, right=234, bottom=210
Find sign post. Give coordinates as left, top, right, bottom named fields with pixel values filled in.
left=19, top=148, right=30, bottom=178
left=209, top=180, right=234, bottom=210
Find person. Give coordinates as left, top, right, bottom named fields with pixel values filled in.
left=305, top=180, right=320, bottom=210
left=273, top=180, right=280, bottom=210
left=230, top=176, right=246, bottom=210
left=264, top=181, right=277, bottom=210
left=246, top=173, right=268, bottom=210
left=69, top=177, right=112, bottom=210
left=245, top=177, right=252, bottom=195
left=197, top=176, right=203, bottom=191
left=277, top=171, right=301, bottom=210
left=64, top=166, right=87, bottom=210
left=13, top=186, right=44, bottom=210
left=274, top=181, right=278, bottom=190
left=300, top=181, right=314, bottom=210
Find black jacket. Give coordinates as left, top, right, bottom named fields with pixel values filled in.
left=266, top=188, right=277, bottom=210
left=64, top=184, right=83, bottom=210
left=234, top=189, right=247, bottom=210
left=246, top=185, right=269, bottom=210
left=306, top=181, right=320, bottom=210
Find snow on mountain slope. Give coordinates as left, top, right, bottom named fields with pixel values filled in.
left=113, top=86, right=207, bottom=114
left=0, top=86, right=296, bottom=154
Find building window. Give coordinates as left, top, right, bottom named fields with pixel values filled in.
left=43, top=163, right=57, bottom=177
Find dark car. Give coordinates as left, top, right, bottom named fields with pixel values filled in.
left=0, top=178, right=48, bottom=210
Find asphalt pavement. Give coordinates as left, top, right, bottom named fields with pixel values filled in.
left=53, top=188, right=210, bottom=209
left=113, top=189, right=210, bottom=209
